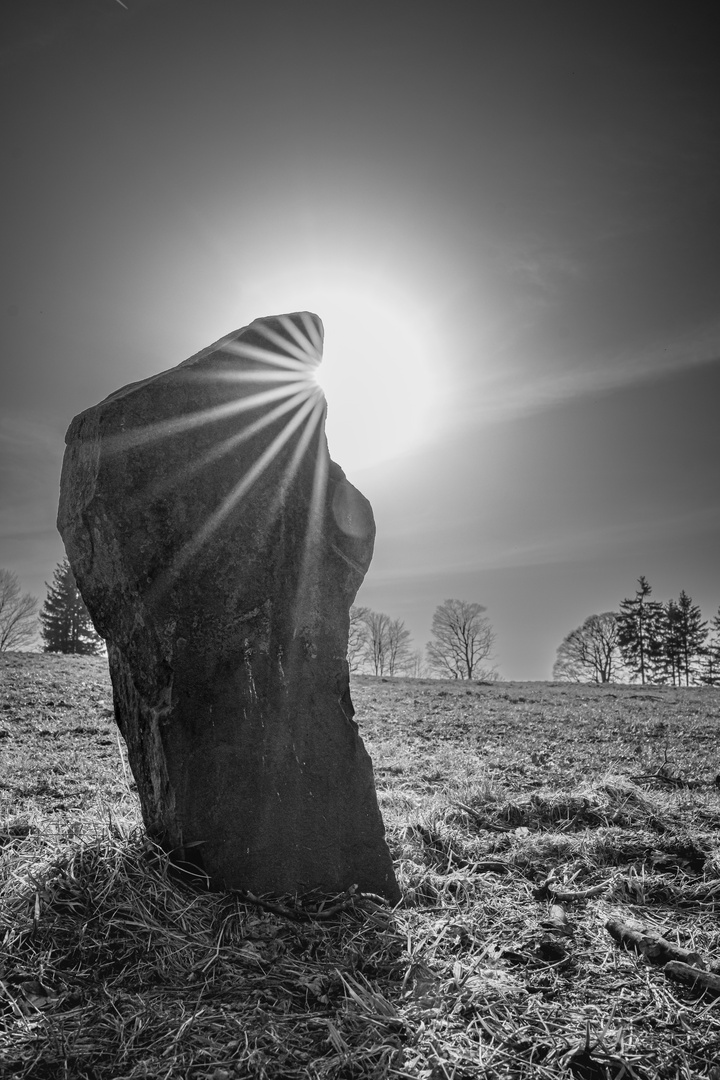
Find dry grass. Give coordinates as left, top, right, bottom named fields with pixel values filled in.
left=2, top=656, right=720, bottom=1078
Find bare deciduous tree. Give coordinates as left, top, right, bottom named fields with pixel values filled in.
left=0, top=569, right=39, bottom=651
left=348, top=605, right=370, bottom=672
left=405, top=649, right=428, bottom=679
left=553, top=612, right=624, bottom=684
left=426, top=599, right=495, bottom=680
left=349, top=608, right=413, bottom=676
left=385, top=617, right=412, bottom=676
left=363, top=610, right=392, bottom=676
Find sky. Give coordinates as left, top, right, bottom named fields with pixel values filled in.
left=1, top=0, right=719, bottom=679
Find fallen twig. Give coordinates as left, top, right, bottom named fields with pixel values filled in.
left=664, top=961, right=720, bottom=993
left=630, top=771, right=687, bottom=788
left=606, top=917, right=705, bottom=968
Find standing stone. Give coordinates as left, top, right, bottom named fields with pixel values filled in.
left=57, top=312, right=400, bottom=902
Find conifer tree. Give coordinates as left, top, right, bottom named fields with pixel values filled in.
left=656, top=594, right=707, bottom=687
left=617, top=576, right=663, bottom=684
left=659, top=599, right=683, bottom=686
left=701, top=606, right=720, bottom=686
left=40, top=559, right=103, bottom=655
left=672, top=590, right=707, bottom=686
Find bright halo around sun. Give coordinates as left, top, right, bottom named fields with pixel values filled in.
left=311, top=292, right=438, bottom=474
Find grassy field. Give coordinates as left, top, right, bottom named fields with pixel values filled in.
left=2, top=652, right=720, bottom=1079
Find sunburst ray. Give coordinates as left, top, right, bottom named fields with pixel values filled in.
left=100, top=380, right=310, bottom=456
left=127, top=385, right=319, bottom=509
left=153, top=390, right=326, bottom=586
left=254, top=321, right=321, bottom=367
left=276, top=313, right=322, bottom=358
left=222, top=339, right=315, bottom=373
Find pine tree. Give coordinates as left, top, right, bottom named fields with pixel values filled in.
left=673, top=590, right=707, bottom=686
left=40, top=560, right=103, bottom=655
left=659, top=600, right=683, bottom=686
left=701, top=607, right=720, bottom=686
left=656, top=594, right=706, bottom=686
left=616, top=576, right=664, bottom=684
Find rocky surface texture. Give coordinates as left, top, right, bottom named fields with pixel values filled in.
left=57, top=312, right=400, bottom=902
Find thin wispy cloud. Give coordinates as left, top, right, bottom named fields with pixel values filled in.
left=372, top=502, right=720, bottom=584
left=503, top=238, right=584, bottom=297
left=467, top=319, right=720, bottom=427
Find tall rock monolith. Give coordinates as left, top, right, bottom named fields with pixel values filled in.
left=57, top=312, right=400, bottom=902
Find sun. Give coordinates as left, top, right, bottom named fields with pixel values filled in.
left=304, top=289, right=439, bottom=474
left=239, top=265, right=440, bottom=474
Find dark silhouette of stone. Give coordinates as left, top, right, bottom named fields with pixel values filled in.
left=57, top=312, right=400, bottom=902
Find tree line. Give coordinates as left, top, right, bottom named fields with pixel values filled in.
left=1, top=562, right=498, bottom=681
left=4, top=560, right=720, bottom=688
left=553, top=575, right=720, bottom=686
left=350, top=598, right=495, bottom=681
